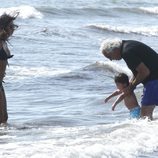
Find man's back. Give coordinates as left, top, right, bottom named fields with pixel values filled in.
left=121, top=40, right=158, bottom=84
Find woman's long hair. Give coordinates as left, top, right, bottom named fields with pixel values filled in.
left=0, top=13, right=18, bottom=41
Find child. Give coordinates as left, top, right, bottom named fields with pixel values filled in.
left=104, top=73, right=140, bottom=119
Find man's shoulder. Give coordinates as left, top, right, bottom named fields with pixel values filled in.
left=122, top=40, right=145, bottom=55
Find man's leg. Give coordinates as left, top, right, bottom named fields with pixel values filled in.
left=141, top=105, right=155, bottom=120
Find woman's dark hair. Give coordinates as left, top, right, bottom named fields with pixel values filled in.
left=0, top=14, right=16, bottom=30
left=114, top=73, right=129, bottom=86
left=0, top=13, right=18, bottom=41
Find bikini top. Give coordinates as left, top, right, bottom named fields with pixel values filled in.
left=0, top=47, right=13, bottom=60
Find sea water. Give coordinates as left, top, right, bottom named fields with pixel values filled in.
left=1, top=0, right=158, bottom=157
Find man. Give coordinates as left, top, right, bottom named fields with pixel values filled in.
left=100, top=39, right=158, bottom=120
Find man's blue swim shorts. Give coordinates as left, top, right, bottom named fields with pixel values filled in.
left=141, top=80, right=158, bottom=106
left=130, top=106, right=141, bottom=119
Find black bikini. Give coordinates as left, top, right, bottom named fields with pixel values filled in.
left=0, top=47, right=13, bottom=60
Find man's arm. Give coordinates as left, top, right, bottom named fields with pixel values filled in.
left=130, top=62, right=150, bottom=88
left=124, top=62, right=150, bottom=94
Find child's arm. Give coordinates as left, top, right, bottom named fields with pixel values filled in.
left=112, top=93, right=125, bottom=111
left=104, top=90, right=121, bottom=103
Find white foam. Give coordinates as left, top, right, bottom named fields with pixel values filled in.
left=87, top=24, right=158, bottom=36
left=0, top=5, right=43, bottom=19
left=96, top=61, right=132, bottom=77
left=140, top=7, right=158, bottom=14
left=1, top=119, right=158, bottom=157
left=6, top=66, right=71, bottom=80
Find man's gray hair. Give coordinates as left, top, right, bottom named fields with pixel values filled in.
left=100, top=38, right=122, bottom=54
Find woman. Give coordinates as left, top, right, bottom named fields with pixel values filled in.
left=0, top=13, right=18, bottom=124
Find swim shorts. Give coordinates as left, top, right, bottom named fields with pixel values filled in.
left=130, top=106, right=141, bottom=119
left=141, top=80, right=158, bottom=106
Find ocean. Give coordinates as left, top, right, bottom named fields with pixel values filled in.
left=1, top=0, right=158, bottom=157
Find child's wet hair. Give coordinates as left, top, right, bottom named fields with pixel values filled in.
left=114, top=73, right=129, bottom=86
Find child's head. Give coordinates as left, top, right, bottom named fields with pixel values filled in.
left=114, top=73, right=129, bottom=90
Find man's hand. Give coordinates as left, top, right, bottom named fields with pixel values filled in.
left=123, top=84, right=135, bottom=95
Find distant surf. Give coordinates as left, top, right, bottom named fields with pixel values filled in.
left=86, top=24, right=158, bottom=36
left=0, top=5, right=43, bottom=19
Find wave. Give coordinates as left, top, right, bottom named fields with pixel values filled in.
left=2, top=119, right=158, bottom=158
left=7, top=66, right=71, bottom=81
left=139, top=7, right=158, bottom=14
left=0, top=5, right=151, bottom=22
left=38, top=5, right=158, bottom=18
left=0, top=5, right=43, bottom=19
left=83, top=61, right=132, bottom=77
left=39, top=6, right=114, bottom=17
left=87, top=24, right=158, bottom=36
left=6, top=61, right=132, bottom=83
left=114, top=6, right=158, bottom=15
left=51, top=61, right=132, bottom=82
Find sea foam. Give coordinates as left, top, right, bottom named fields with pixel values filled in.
left=0, top=5, right=43, bottom=19
left=1, top=119, right=158, bottom=158
left=87, top=24, right=158, bottom=36
left=140, top=7, right=158, bottom=14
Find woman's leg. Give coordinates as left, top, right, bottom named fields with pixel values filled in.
left=0, top=86, right=8, bottom=123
